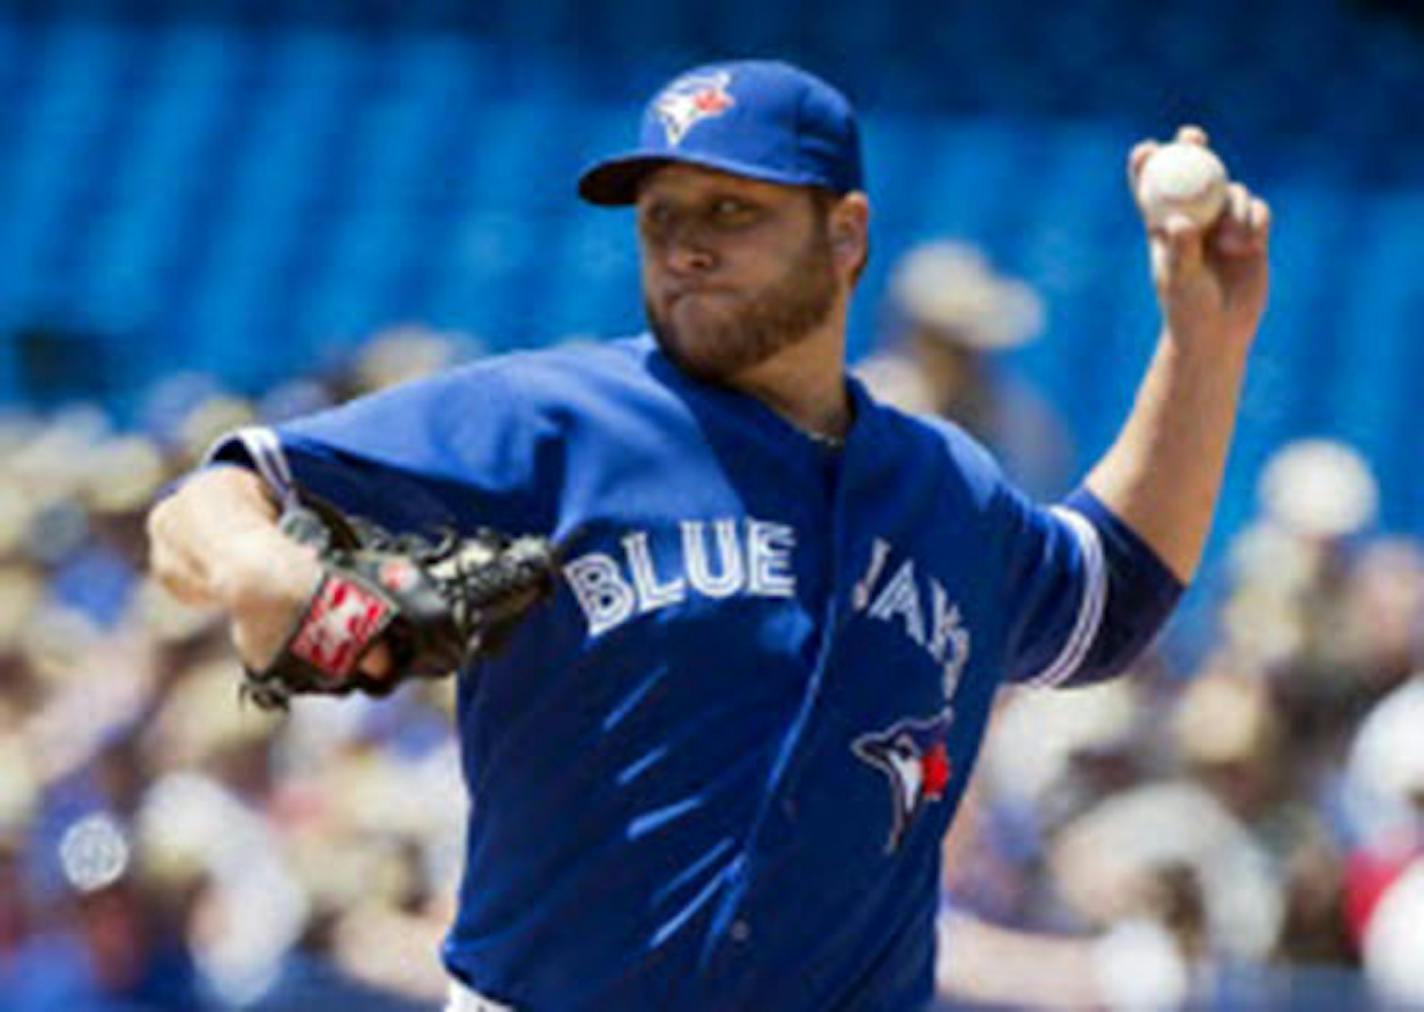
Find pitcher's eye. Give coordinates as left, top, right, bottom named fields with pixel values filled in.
left=638, top=204, right=673, bottom=235
left=710, top=198, right=757, bottom=226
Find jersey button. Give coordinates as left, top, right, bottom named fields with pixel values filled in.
left=781, top=797, right=798, bottom=820
left=730, top=919, right=751, bottom=943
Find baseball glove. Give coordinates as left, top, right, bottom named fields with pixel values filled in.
left=241, top=496, right=558, bottom=711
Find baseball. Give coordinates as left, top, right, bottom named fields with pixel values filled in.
left=1137, top=142, right=1228, bottom=229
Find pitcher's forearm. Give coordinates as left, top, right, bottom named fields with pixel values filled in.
left=146, top=465, right=286, bottom=605
left=1084, top=332, right=1249, bottom=584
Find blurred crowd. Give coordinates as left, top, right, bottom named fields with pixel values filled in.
left=0, top=327, right=482, bottom=1011
left=863, top=245, right=1424, bottom=1008
left=1, top=249, right=1422, bottom=1010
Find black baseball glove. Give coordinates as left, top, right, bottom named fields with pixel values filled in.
left=241, top=496, right=558, bottom=711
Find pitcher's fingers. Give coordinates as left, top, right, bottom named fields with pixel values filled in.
left=1248, top=197, right=1272, bottom=249
left=1214, top=183, right=1256, bottom=255
left=1162, top=213, right=1207, bottom=280
left=359, top=642, right=395, bottom=679
left=1128, top=140, right=1159, bottom=192
left=1226, top=182, right=1251, bottom=224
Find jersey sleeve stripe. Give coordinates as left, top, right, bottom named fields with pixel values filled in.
left=204, top=425, right=299, bottom=508
left=1023, top=506, right=1107, bottom=689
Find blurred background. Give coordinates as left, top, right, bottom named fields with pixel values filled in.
left=1, top=0, right=1422, bottom=1008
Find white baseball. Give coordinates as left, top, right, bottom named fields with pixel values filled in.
left=1137, top=142, right=1228, bottom=229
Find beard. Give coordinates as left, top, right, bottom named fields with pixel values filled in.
left=645, top=224, right=839, bottom=384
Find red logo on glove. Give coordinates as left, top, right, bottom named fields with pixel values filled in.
left=290, top=576, right=391, bottom=677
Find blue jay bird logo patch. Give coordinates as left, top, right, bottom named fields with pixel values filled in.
left=654, top=71, right=736, bottom=146
left=853, top=711, right=955, bottom=853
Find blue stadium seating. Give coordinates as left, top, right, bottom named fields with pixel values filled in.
left=0, top=0, right=1422, bottom=544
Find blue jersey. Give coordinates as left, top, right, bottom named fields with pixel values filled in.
left=211, top=335, right=1154, bottom=1011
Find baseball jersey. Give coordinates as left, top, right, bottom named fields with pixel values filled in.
left=210, top=334, right=1160, bottom=1011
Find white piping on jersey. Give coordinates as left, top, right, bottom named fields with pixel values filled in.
left=1024, top=506, right=1107, bottom=689
left=445, top=978, right=517, bottom=1012
left=205, top=425, right=298, bottom=510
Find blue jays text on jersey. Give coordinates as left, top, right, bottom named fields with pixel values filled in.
left=208, top=334, right=1177, bottom=1011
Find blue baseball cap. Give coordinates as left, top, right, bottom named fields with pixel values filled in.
left=578, top=60, right=864, bottom=206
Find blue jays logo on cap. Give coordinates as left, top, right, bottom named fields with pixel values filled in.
left=853, top=710, right=955, bottom=854
left=654, top=70, right=736, bottom=146
left=578, top=59, right=864, bottom=206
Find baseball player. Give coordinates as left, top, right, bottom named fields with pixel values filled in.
left=148, top=61, right=1271, bottom=1011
